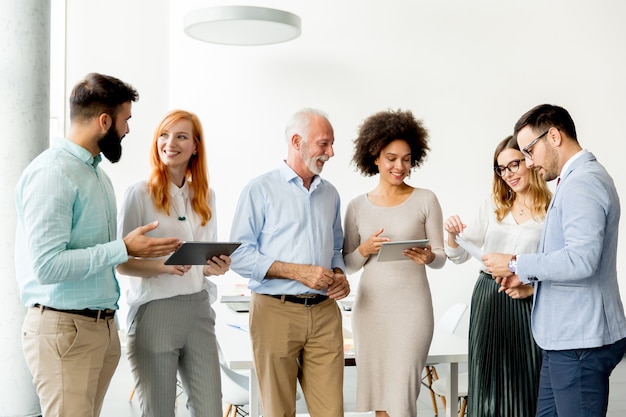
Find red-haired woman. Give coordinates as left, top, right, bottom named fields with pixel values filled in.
left=117, top=109, right=229, bottom=417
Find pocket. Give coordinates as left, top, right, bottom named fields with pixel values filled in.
left=56, top=317, right=79, bottom=358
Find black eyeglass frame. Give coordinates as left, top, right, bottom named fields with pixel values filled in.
left=521, top=130, right=549, bottom=160
left=494, top=158, right=526, bottom=177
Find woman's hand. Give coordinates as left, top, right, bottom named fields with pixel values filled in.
left=203, top=254, right=231, bottom=276
left=165, top=263, right=191, bottom=276
left=403, top=245, right=435, bottom=265
left=357, top=228, right=390, bottom=257
left=444, top=215, right=466, bottom=247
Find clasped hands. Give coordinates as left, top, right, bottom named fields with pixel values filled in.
left=299, top=265, right=350, bottom=300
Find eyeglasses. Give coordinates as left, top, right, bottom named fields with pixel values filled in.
left=494, top=158, right=525, bottom=177
left=521, top=130, right=549, bottom=159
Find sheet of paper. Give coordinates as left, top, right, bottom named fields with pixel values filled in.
left=455, top=236, right=485, bottom=266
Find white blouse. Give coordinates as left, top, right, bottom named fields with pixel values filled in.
left=117, top=180, right=218, bottom=316
left=445, top=196, right=544, bottom=273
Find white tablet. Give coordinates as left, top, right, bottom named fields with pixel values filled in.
left=164, top=241, right=241, bottom=265
left=376, top=239, right=429, bottom=262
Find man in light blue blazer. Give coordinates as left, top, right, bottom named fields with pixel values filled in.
left=483, top=104, right=626, bottom=417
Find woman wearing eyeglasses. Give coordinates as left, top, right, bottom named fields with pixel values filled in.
left=444, top=135, right=552, bottom=417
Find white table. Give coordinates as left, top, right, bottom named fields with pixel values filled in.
left=215, top=301, right=468, bottom=417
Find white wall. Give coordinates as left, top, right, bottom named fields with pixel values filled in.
left=63, top=0, right=626, bottom=321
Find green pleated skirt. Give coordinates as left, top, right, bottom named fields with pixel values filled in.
left=468, top=272, right=542, bottom=417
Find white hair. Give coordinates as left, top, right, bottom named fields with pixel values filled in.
left=284, top=108, right=329, bottom=143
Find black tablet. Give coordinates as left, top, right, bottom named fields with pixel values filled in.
left=164, top=241, right=241, bottom=265
left=376, top=239, right=429, bottom=262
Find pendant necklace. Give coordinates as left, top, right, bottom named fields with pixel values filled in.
left=516, top=200, right=530, bottom=216
left=173, top=195, right=188, bottom=221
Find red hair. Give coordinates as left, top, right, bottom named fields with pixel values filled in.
left=147, top=110, right=212, bottom=226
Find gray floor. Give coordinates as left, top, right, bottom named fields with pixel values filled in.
left=102, top=346, right=626, bottom=417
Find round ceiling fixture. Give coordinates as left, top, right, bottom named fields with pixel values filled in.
left=184, top=5, right=302, bottom=46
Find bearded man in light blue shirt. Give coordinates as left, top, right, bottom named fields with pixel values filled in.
left=14, top=73, right=181, bottom=417
left=230, top=108, right=350, bottom=417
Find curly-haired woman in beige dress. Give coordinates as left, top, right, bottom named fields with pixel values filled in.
left=343, top=109, right=446, bottom=417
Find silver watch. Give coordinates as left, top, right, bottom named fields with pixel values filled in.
left=508, top=255, right=517, bottom=274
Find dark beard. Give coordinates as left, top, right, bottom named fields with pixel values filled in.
left=98, top=124, right=123, bottom=163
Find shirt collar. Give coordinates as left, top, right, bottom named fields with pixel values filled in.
left=560, top=149, right=587, bottom=178
left=56, top=138, right=102, bottom=168
left=168, top=179, right=189, bottom=198
left=278, top=160, right=322, bottom=189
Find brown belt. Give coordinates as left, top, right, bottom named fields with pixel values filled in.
left=34, top=303, right=116, bottom=320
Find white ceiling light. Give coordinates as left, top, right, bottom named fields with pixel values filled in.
left=184, top=5, right=301, bottom=46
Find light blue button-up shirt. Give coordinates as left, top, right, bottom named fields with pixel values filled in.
left=230, top=161, right=345, bottom=295
left=14, top=138, right=128, bottom=310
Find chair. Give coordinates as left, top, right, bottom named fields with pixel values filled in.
left=432, top=371, right=468, bottom=417
left=422, top=302, right=468, bottom=416
left=219, top=344, right=250, bottom=417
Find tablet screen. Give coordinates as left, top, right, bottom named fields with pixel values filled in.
left=164, top=241, right=241, bottom=265
left=376, top=239, right=429, bottom=262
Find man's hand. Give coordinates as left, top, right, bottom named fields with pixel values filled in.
left=123, top=221, right=181, bottom=258
left=496, top=274, right=523, bottom=293
left=502, top=283, right=534, bottom=299
left=326, top=269, right=350, bottom=300
left=482, top=252, right=514, bottom=278
left=295, top=265, right=336, bottom=290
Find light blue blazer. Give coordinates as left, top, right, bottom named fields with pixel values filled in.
left=518, top=151, right=626, bottom=350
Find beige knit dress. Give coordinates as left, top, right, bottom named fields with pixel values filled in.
left=343, top=189, right=446, bottom=417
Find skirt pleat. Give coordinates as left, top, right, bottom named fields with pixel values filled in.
left=468, top=272, right=541, bottom=417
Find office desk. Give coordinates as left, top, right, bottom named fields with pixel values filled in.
left=215, top=301, right=468, bottom=417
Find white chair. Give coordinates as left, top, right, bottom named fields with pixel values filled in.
left=220, top=364, right=249, bottom=417
left=422, top=302, right=468, bottom=416
left=218, top=344, right=250, bottom=417
left=432, top=371, right=468, bottom=417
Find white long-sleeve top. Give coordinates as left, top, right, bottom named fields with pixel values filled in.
left=445, top=197, right=544, bottom=273
left=117, top=180, right=218, bottom=324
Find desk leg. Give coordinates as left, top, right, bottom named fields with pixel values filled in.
left=444, top=362, right=459, bottom=417
left=249, top=368, right=260, bottom=417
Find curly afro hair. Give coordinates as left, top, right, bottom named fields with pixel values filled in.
left=352, top=109, right=430, bottom=176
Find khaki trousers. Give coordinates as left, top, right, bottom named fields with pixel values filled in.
left=22, top=307, right=120, bottom=417
left=250, top=293, right=344, bottom=417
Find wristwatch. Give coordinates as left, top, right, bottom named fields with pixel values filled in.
left=508, top=255, right=517, bottom=274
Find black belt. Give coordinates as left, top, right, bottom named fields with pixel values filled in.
left=34, top=304, right=116, bottom=320
left=270, top=294, right=329, bottom=306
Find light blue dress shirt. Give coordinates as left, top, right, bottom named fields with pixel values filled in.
left=14, top=139, right=127, bottom=310
left=230, top=161, right=345, bottom=295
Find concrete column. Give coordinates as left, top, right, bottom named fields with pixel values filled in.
left=0, top=0, right=50, bottom=415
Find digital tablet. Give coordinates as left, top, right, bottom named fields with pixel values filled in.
left=164, top=241, right=241, bottom=265
left=376, top=239, right=429, bottom=262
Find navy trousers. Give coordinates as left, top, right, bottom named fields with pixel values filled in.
left=536, top=337, right=626, bottom=417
